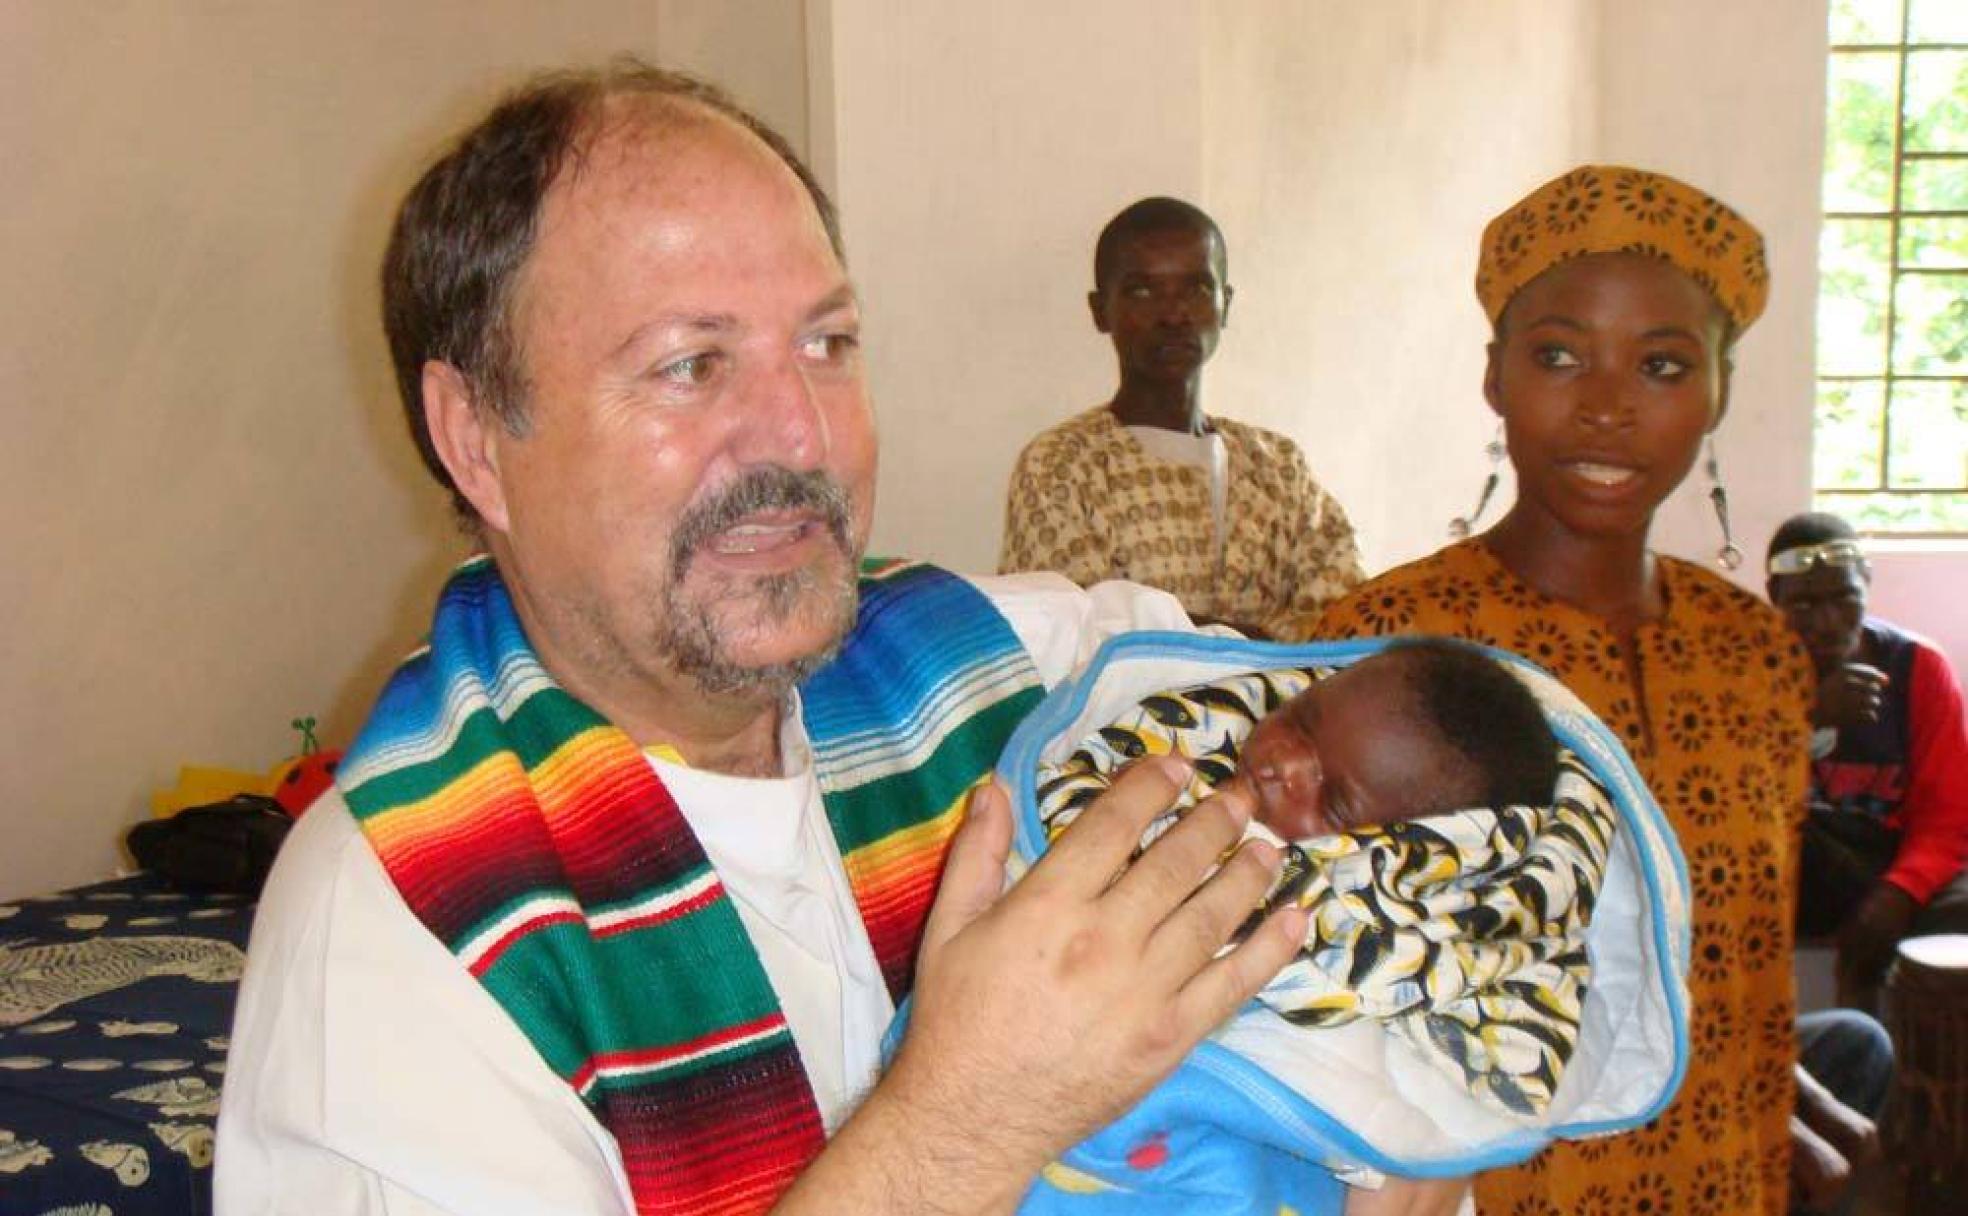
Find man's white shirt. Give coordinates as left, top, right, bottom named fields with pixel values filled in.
left=214, top=574, right=1194, bottom=1215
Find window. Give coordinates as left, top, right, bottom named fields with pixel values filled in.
left=1816, top=0, right=1968, bottom=535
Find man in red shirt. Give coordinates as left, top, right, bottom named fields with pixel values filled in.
left=1769, top=511, right=1968, bottom=1008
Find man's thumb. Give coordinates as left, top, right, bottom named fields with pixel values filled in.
left=921, top=779, right=1014, bottom=956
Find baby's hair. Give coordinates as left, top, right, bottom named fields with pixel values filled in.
left=1382, top=638, right=1561, bottom=809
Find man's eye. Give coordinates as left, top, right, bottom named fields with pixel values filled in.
left=801, top=332, right=860, bottom=362
left=656, top=352, right=720, bottom=385
left=1533, top=345, right=1580, bottom=369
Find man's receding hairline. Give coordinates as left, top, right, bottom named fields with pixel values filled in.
left=555, top=91, right=769, bottom=193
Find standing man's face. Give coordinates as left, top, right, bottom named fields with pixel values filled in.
left=1089, top=225, right=1230, bottom=385
left=438, top=103, right=877, bottom=713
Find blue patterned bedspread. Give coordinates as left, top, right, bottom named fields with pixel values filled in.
left=0, top=874, right=253, bottom=1216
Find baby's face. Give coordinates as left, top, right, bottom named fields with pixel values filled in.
left=1232, top=657, right=1469, bottom=840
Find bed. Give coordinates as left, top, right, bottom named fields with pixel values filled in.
left=0, top=873, right=252, bottom=1216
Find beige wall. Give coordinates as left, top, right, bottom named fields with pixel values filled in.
left=1593, top=0, right=1830, bottom=584
left=1201, top=1, right=1600, bottom=571
left=819, top=0, right=1207, bottom=573
left=0, top=1, right=806, bottom=900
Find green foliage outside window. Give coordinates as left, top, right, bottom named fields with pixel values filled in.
left=1817, top=0, right=1968, bottom=533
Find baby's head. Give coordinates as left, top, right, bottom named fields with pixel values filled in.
left=1233, top=640, right=1560, bottom=840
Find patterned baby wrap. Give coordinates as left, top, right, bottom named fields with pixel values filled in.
left=1036, top=664, right=1617, bottom=1123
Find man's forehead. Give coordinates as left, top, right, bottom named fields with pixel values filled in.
left=1113, top=223, right=1221, bottom=268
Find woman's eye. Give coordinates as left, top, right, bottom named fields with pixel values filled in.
left=1533, top=345, right=1581, bottom=370
left=1641, top=353, right=1691, bottom=379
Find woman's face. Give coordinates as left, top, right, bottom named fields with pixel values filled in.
left=1485, top=253, right=1729, bottom=543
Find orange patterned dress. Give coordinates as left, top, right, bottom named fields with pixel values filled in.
left=1309, top=539, right=1813, bottom=1216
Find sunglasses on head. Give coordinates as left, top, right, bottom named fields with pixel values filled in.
left=1767, top=539, right=1866, bottom=577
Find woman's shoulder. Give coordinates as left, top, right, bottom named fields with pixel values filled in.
left=1657, top=556, right=1790, bottom=635
left=1658, top=555, right=1814, bottom=705
left=1308, top=543, right=1495, bottom=639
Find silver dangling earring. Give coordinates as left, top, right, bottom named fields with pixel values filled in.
left=1706, top=437, right=1744, bottom=571
left=1448, top=425, right=1506, bottom=539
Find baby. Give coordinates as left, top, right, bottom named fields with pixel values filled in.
left=1038, top=637, right=1561, bottom=852
left=1035, top=638, right=1598, bottom=1121
left=991, top=635, right=1676, bottom=1213
left=1213, top=637, right=1559, bottom=843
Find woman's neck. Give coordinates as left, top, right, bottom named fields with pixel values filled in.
left=1483, top=506, right=1663, bottom=636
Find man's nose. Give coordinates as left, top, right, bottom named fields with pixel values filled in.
left=734, top=356, right=827, bottom=469
left=1156, top=290, right=1203, bottom=328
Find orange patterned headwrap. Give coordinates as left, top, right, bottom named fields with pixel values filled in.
left=1475, top=164, right=1768, bottom=336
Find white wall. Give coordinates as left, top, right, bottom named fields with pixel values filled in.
left=0, top=1, right=806, bottom=900
left=1201, top=1, right=1599, bottom=572
left=1592, top=0, right=1830, bottom=586
left=819, top=0, right=1206, bottom=573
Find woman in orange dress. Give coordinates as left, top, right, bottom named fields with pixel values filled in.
left=1303, top=166, right=1815, bottom=1216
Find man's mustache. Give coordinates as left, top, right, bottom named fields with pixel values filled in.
left=669, top=467, right=854, bottom=579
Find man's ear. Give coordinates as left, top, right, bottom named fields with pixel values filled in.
left=423, top=361, right=512, bottom=533
left=1222, top=283, right=1235, bottom=328
left=1088, top=288, right=1110, bottom=334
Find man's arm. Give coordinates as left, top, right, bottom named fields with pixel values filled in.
left=1839, top=643, right=1968, bottom=987
left=774, top=763, right=1306, bottom=1215
left=1879, top=642, right=1968, bottom=901
left=1270, top=446, right=1364, bottom=637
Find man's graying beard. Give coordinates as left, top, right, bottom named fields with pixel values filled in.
left=662, top=467, right=861, bottom=698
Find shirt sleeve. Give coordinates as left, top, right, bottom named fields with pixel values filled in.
left=972, top=571, right=1197, bottom=688
left=998, top=440, right=1112, bottom=587
left=1883, top=642, right=1968, bottom=903
left=1266, top=446, right=1365, bottom=637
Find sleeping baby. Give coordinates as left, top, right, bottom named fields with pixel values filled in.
left=1034, top=638, right=1610, bottom=1124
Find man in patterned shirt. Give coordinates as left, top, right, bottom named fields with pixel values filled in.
left=999, top=197, right=1363, bottom=637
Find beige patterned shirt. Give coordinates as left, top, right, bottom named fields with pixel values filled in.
left=999, top=406, right=1363, bottom=634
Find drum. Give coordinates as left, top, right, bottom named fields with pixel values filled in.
left=1885, top=933, right=1968, bottom=1203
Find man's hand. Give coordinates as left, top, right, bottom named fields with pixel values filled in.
left=1814, top=662, right=1889, bottom=729
left=1795, top=1061, right=1882, bottom=1174
left=1790, top=1114, right=1853, bottom=1212
left=1835, top=881, right=1918, bottom=999
left=789, top=758, right=1305, bottom=1215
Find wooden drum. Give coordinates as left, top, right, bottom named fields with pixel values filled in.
left=1885, top=933, right=1968, bottom=1203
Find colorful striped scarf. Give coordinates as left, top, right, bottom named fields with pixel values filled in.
left=341, top=556, right=1041, bottom=1215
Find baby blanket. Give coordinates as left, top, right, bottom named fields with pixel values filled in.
left=995, top=634, right=1690, bottom=1214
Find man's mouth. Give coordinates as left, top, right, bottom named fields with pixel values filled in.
left=670, top=467, right=854, bottom=580
left=705, top=514, right=824, bottom=556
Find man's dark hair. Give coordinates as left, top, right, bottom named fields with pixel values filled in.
left=381, top=59, right=843, bottom=520
left=1092, top=196, right=1226, bottom=293
left=1386, top=638, right=1561, bottom=809
left=1767, top=510, right=1858, bottom=562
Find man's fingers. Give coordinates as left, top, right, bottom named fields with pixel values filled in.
left=1174, top=899, right=1309, bottom=1032
left=920, top=779, right=1014, bottom=959
left=1104, top=783, right=1254, bottom=920
left=1024, top=755, right=1194, bottom=899
left=1140, top=832, right=1281, bottom=974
